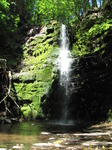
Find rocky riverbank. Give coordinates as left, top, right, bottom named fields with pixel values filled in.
left=0, top=121, right=112, bottom=149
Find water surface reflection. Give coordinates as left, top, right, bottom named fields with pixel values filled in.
left=0, top=121, right=77, bottom=149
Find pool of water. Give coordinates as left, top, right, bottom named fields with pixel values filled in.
left=0, top=121, right=78, bottom=150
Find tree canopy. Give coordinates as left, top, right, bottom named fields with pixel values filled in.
left=0, top=0, right=105, bottom=27
left=0, top=0, right=105, bottom=55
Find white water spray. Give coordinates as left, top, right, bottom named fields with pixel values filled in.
left=58, top=24, right=72, bottom=124
left=59, top=25, right=71, bottom=74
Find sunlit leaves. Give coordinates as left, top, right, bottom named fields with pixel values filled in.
left=0, top=0, right=9, bottom=10
left=0, top=0, right=9, bottom=26
left=34, top=0, right=76, bottom=24
left=0, top=0, right=106, bottom=29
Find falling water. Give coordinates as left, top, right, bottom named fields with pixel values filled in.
left=58, top=24, right=72, bottom=124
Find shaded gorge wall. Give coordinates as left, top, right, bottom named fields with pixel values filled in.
left=42, top=1, right=112, bottom=121
left=43, top=52, right=112, bottom=121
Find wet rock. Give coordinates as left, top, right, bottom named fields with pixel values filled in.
left=41, top=132, right=51, bottom=135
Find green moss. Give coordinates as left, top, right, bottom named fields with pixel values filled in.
left=14, top=82, right=37, bottom=100
left=88, top=21, right=112, bottom=37
left=13, top=21, right=60, bottom=120
left=107, top=109, right=112, bottom=121
left=21, top=106, right=31, bottom=119
left=36, top=66, right=53, bottom=81
left=72, top=19, right=112, bottom=57
left=21, top=95, right=44, bottom=119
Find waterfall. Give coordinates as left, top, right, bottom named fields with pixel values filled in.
left=58, top=24, right=72, bottom=124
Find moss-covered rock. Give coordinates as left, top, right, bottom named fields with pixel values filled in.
left=69, top=0, right=112, bottom=120
left=72, top=17, right=112, bottom=57
left=12, top=21, right=60, bottom=120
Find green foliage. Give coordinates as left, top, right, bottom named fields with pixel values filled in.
left=0, top=0, right=21, bottom=57
left=72, top=19, right=112, bottom=56
left=0, top=0, right=106, bottom=43
left=21, top=106, right=31, bottom=119
left=107, top=109, right=112, bottom=121
left=89, top=21, right=112, bottom=36
left=32, top=0, right=105, bottom=25
left=0, top=0, right=20, bottom=31
left=0, top=1, right=9, bottom=28
left=34, top=0, right=75, bottom=24
left=13, top=22, right=60, bottom=119
left=14, top=14, right=20, bottom=28
left=0, top=0, right=106, bottom=40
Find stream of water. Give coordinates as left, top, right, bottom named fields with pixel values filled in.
left=0, top=121, right=107, bottom=150
left=58, top=24, right=72, bottom=124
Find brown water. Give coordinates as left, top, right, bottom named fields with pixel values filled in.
left=0, top=121, right=77, bottom=150
left=1, top=121, right=110, bottom=150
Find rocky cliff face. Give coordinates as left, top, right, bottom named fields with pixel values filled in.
left=12, top=21, right=60, bottom=120
left=42, top=0, right=112, bottom=121
left=70, top=0, right=112, bottom=120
